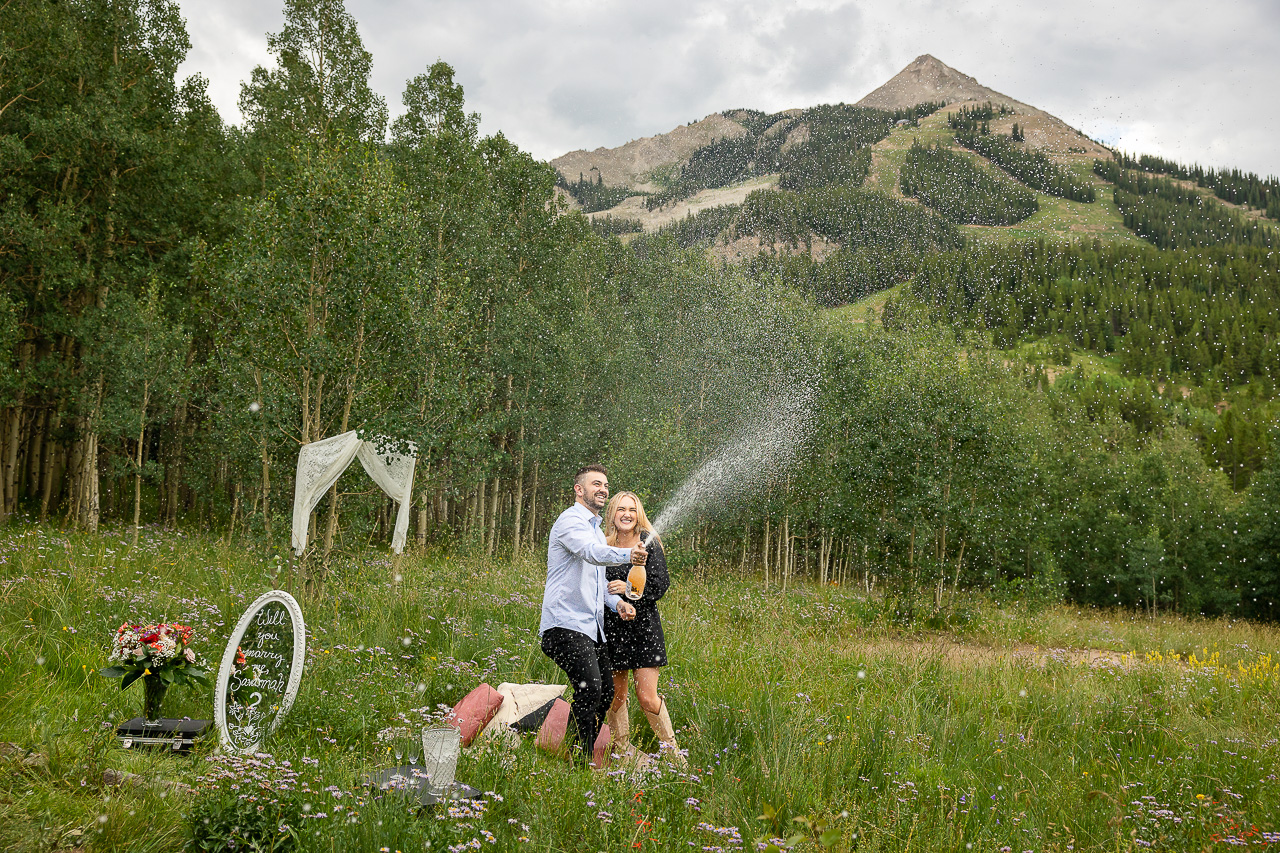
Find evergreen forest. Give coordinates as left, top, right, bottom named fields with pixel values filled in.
left=899, top=140, right=1039, bottom=225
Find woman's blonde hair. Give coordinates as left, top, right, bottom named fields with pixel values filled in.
left=603, top=491, right=661, bottom=548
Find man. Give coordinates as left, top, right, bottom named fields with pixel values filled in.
left=539, top=464, right=647, bottom=764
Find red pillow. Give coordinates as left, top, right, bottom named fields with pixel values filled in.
left=534, top=697, right=571, bottom=756
left=447, top=683, right=504, bottom=746
left=591, top=723, right=612, bottom=769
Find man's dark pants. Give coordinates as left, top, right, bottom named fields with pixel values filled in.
left=540, top=626, right=614, bottom=760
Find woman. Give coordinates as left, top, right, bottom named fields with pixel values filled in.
left=601, top=491, right=685, bottom=765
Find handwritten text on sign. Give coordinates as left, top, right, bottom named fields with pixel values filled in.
left=215, top=591, right=306, bottom=753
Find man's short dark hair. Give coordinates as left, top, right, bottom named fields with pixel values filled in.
left=575, top=464, right=607, bottom=487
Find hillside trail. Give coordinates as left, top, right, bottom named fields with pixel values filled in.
left=590, top=174, right=779, bottom=231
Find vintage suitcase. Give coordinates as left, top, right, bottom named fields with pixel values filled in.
left=116, top=718, right=211, bottom=753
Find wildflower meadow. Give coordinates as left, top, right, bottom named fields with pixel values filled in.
left=2, top=523, right=1279, bottom=852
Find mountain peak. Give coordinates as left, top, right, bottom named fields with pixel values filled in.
left=857, top=54, right=1026, bottom=112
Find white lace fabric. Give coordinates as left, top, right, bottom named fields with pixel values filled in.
left=291, top=431, right=417, bottom=555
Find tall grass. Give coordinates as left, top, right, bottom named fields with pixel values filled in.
left=2, top=523, right=1278, bottom=851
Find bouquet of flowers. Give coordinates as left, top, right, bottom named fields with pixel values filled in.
left=100, top=621, right=211, bottom=719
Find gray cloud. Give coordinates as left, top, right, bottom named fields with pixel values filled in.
left=176, top=0, right=1280, bottom=176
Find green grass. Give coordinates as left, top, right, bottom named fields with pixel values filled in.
left=3, top=524, right=1280, bottom=851
left=822, top=285, right=903, bottom=330
left=867, top=113, right=1146, bottom=248
left=1005, top=337, right=1124, bottom=379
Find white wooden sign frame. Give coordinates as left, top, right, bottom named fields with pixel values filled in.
left=214, top=590, right=307, bottom=753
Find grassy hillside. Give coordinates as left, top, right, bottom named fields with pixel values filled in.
left=4, top=525, right=1280, bottom=852
left=592, top=101, right=1150, bottom=253
left=866, top=107, right=1144, bottom=246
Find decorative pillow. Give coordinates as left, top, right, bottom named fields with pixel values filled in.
left=480, top=683, right=567, bottom=743
left=533, top=698, right=572, bottom=756
left=591, top=723, right=612, bottom=769
left=446, top=683, right=504, bottom=746
left=511, top=698, right=558, bottom=734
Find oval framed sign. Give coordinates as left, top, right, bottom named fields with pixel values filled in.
left=214, top=590, right=307, bottom=753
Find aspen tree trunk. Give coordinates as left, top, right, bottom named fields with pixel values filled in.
left=775, top=519, right=784, bottom=589
left=1, top=410, right=21, bottom=517
left=322, top=317, right=364, bottom=556
left=26, top=408, right=46, bottom=500
left=162, top=344, right=195, bottom=527
left=69, top=374, right=105, bottom=531
left=762, top=517, right=771, bottom=588
left=487, top=475, right=500, bottom=556
left=39, top=412, right=62, bottom=520
left=525, top=461, right=539, bottom=550
left=254, top=369, right=273, bottom=540
left=511, top=438, right=525, bottom=560
left=227, top=482, right=242, bottom=541
left=803, top=528, right=810, bottom=579
left=164, top=400, right=186, bottom=526
left=416, top=502, right=429, bottom=547
left=819, top=531, right=831, bottom=586
left=3, top=339, right=36, bottom=516
left=131, top=381, right=150, bottom=547
left=493, top=377, right=512, bottom=555
left=300, top=371, right=312, bottom=445
left=783, top=517, right=792, bottom=592
left=952, top=539, right=967, bottom=600
left=1, top=406, right=20, bottom=517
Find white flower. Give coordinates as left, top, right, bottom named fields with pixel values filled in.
left=184, top=648, right=196, bottom=663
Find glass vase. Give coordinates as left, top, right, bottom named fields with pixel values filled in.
left=142, top=673, right=169, bottom=723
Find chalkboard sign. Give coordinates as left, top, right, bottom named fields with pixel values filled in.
left=214, top=590, right=306, bottom=753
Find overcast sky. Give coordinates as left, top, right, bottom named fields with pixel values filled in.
left=175, top=0, right=1280, bottom=178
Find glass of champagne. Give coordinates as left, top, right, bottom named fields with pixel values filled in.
left=393, top=732, right=404, bottom=765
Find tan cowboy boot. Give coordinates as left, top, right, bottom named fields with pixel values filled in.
left=606, top=695, right=631, bottom=753
left=642, top=697, right=687, bottom=767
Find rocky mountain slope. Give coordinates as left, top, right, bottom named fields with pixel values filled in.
left=550, top=54, right=1107, bottom=195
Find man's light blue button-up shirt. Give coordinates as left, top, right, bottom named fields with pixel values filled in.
left=539, top=502, right=630, bottom=641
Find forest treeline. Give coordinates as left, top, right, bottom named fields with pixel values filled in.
left=1093, top=161, right=1277, bottom=250
left=556, top=172, right=639, bottom=213
left=1113, top=151, right=1280, bottom=220
left=2, top=0, right=1278, bottom=619
left=909, top=240, right=1280, bottom=393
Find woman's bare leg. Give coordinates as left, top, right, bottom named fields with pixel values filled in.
left=633, top=667, right=661, bottom=715
left=609, top=670, right=630, bottom=712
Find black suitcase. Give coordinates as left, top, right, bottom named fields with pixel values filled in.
left=116, top=718, right=212, bottom=753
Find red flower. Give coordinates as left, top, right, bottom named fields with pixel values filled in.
left=140, top=632, right=160, bottom=644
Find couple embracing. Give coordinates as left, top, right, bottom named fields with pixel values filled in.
left=537, top=464, right=684, bottom=767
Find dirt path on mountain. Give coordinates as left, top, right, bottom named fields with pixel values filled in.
left=590, top=174, right=779, bottom=232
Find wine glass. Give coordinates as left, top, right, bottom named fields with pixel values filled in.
left=393, top=733, right=404, bottom=765
left=407, top=734, right=419, bottom=766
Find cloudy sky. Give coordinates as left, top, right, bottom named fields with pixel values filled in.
left=175, top=0, right=1280, bottom=177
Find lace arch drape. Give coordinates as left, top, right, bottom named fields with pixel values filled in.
left=291, top=431, right=417, bottom=555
